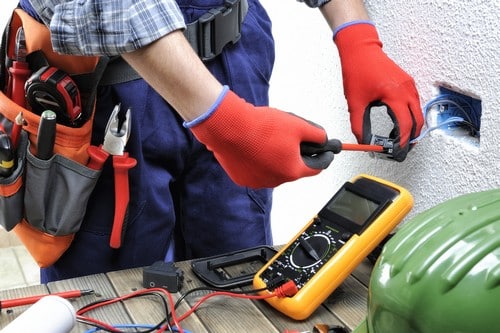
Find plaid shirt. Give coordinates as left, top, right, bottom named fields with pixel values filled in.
left=27, top=0, right=186, bottom=56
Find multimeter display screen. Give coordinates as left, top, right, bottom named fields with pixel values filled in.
left=326, top=188, right=379, bottom=226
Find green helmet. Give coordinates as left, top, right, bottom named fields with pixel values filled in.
left=354, top=189, right=500, bottom=333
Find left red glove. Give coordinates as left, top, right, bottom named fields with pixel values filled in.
left=334, top=22, right=424, bottom=161
left=186, top=87, right=334, bottom=188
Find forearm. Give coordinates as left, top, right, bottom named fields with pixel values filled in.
left=319, top=0, right=370, bottom=30
left=121, top=30, right=224, bottom=122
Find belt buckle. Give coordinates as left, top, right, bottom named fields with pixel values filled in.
left=198, top=0, right=242, bottom=61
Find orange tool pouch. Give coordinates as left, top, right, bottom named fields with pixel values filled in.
left=0, top=9, right=107, bottom=267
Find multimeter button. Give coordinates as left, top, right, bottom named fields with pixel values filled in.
left=340, top=232, right=352, bottom=241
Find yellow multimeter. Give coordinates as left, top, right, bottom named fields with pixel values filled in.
left=253, top=174, right=413, bottom=320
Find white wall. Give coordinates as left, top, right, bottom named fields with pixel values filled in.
left=1, top=1, right=498, bottom=245
left=264, top=0, right=500, bottom=243
left=0, top=1, right=17, bottom=26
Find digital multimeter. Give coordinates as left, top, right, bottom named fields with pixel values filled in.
left=253, top=174, right=413, bottom=320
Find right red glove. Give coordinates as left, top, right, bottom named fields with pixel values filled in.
left=186, top=87, right=334, bottom=188
left=334, top=22, right=424, bottom=161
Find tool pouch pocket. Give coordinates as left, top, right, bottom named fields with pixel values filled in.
left=14, top=142, right=101, bottom=268
left=0, top=94, right=102, bottom=267
left=0, top=9, right=107, bottom=267
left=0, top=131, right=28, bottom=231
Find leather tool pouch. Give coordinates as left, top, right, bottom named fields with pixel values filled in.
left=0, top=9, right=107, bottom=267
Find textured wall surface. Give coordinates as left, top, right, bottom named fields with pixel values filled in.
left=264, top=0, right=500, bottom=243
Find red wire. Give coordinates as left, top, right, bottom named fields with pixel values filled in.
left=76, top=315, right=121, bottom=332
left=176, top=281, right=298, bottom=323
left=76, top=288, right=183, bottom=333
left=76, top=281, right=298, bottom=332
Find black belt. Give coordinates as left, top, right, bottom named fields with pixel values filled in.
left=100, top=0, right=248, bottom=85
left=185, top=0, right=248, bottom=61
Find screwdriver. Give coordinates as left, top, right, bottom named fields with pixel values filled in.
left=36, top=110, right=57, bottom=160
left=301, top=139, right=385, bottom=156
left=0, top=130, right=15, bottom=177
left=0, top=289, right=94, bottom=311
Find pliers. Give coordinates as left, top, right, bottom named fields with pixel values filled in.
left=87, top=104, right=137, bottom=249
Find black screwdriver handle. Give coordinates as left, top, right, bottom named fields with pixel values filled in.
left=36, top=110, right=57, bottom=160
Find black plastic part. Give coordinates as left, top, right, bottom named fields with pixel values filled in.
left=191, top=245, right=277, bottom=288
left=143, top=261, right=184, bottom=293
left=0, top=132, right=14, bottom=177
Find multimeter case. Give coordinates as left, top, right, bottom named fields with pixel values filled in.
left=192, top=245, right=277, bottom=288
left=253, top=174, right=413, bottom=320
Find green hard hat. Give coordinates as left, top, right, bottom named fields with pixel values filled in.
left=353, top=189, right=500, bottom=333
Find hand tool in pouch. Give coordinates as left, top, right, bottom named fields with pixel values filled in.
left=7, top=27, right=30, bottom=149
left=36, top=110, right=57, bottom=160
left=25, top=66, right=82, bottom=127
left=8, top=27, right=31, bottom=108
left=0, top=129, right=15, bottom=177
left=87, top=104, right=137, bottom=248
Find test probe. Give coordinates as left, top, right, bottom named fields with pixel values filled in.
left=0, top=289, right=94, bottom=311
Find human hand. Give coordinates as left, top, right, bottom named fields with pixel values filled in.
left=334, top=22, right=424, bottom=161
left=185, top=87, right=334, bottom=188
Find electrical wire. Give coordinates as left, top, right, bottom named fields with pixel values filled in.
left=409, top=93, right=478, bottom=144
left=172, top=280, right=298, bottom=324
left=75, top=282, right=296, bottom=333
left=76, top=289, right=178, bottom=333
left=83, top=325, right=190, bottom=333
left=410, top=116, right=465, bottom=144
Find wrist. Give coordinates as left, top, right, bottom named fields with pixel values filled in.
left=184, top=86, right=230, bottom=128
left=333, top=20, right=375, bottom=39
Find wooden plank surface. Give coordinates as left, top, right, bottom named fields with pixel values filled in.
left=175, top=260, right=281, bottom=333
left=0, top=254, right=372, bottom=332
left=0, top=284, right=48, bottom=329
left=47, top=273, right=131, bottom=333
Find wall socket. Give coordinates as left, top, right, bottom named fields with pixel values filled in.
left=425, top=85, right=482, bottom=146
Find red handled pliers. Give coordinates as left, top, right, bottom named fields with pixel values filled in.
left=87, top=104, right=137, bottom=249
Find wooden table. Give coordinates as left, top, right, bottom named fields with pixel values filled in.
left=0, top=257, right=372, bottom=332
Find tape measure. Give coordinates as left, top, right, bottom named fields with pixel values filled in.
left=25, top=66, right=82, bottom=126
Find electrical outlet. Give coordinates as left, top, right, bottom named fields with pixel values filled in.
left=424, top=85, right=482, bottom=147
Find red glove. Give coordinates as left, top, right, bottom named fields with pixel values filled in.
left=334, top=22, right=424, bottom=161
left=186, top=87, right=334, bottom=188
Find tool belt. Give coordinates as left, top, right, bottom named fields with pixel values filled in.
left=0, top=9, right=108, bottom=267
left=0, top=1, right=247, bottom=268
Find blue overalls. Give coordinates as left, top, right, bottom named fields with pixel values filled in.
left=20, top=0, right=275, bottom=282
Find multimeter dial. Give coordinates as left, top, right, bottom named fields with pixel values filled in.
left=289, top=233, right=330, bottom=268
left=260, top=217, right=349, bottom=289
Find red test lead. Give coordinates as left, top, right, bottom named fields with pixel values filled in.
left=0, top=289, right=94, bottom=311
